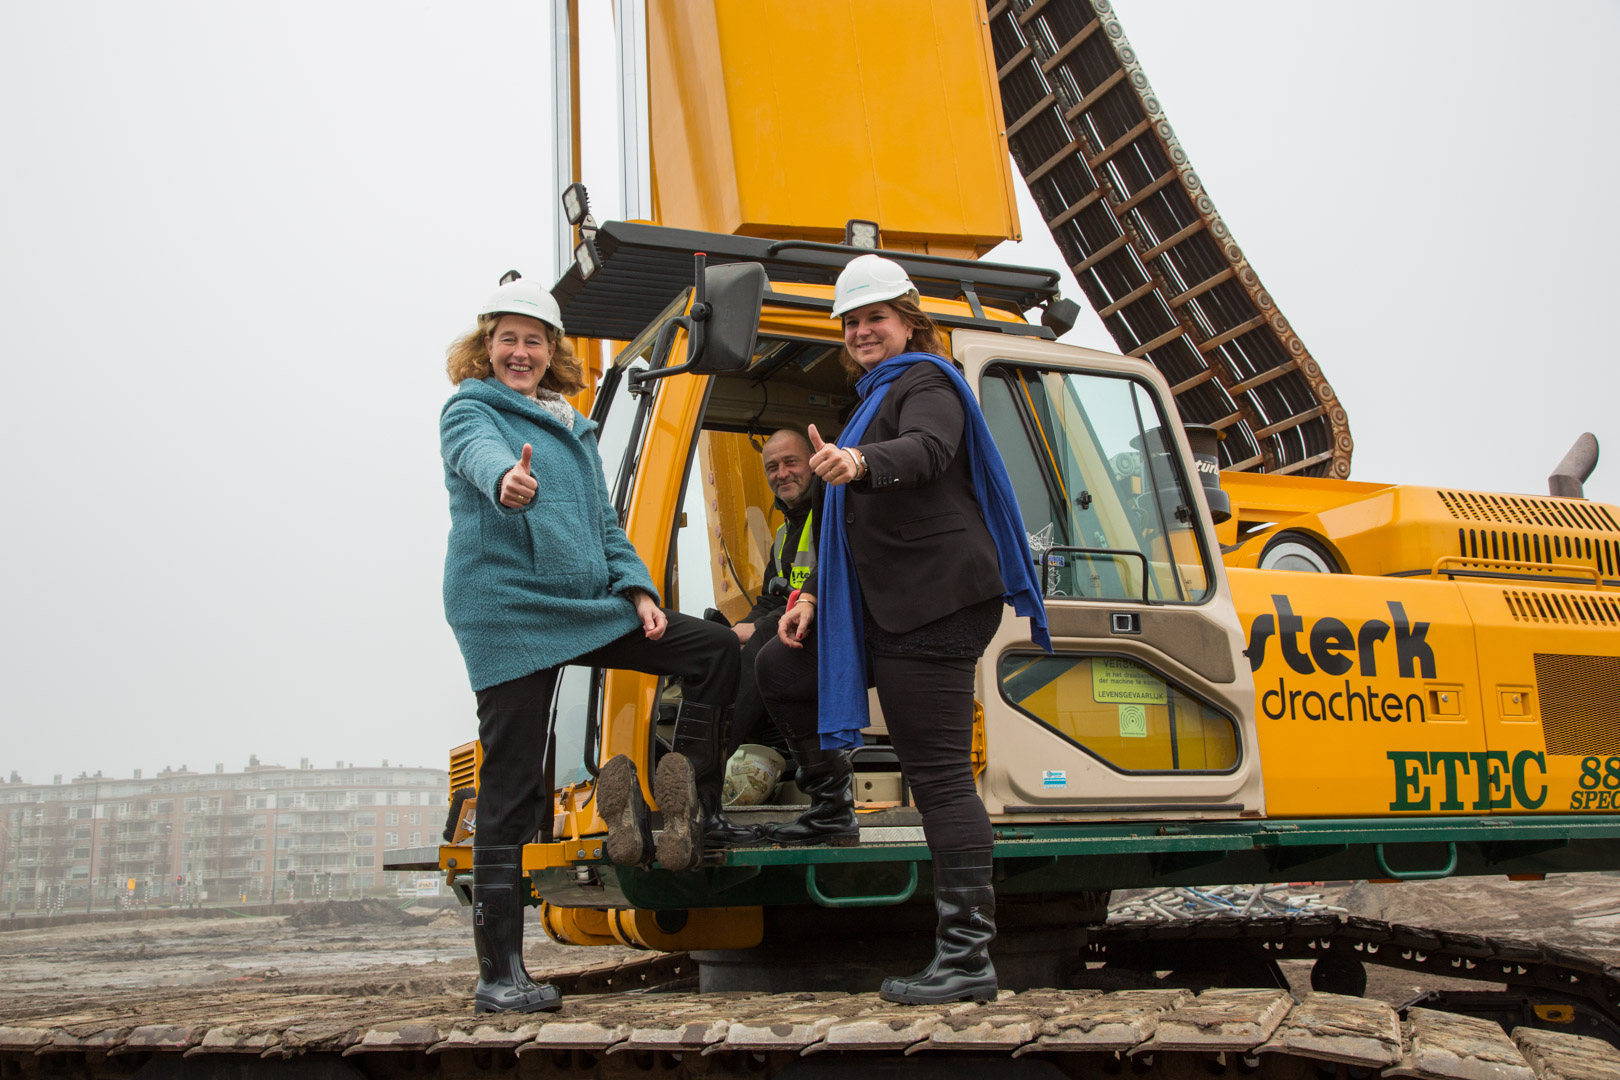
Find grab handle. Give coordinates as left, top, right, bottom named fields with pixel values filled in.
left=804, top=862, right=919, bottom=908
left=1374, top=841, right=1458, bottom=881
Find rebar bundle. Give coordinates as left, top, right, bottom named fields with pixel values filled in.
left=1107, top=883, right=1347, bottom=922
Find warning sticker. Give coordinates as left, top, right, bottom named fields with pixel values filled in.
left=1118, top=703, right=1148, bottom=738
left=1091, top=657, right=1168, bottom=704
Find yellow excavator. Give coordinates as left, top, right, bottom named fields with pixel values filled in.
left=396, top=0, right=1620, bottom=1052
left=10, top=6, right=1617, bottom=1077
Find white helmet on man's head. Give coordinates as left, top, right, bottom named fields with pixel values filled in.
left=831, top=254, right=920, bottom=318
left=480, top=277, right=565, bottom=335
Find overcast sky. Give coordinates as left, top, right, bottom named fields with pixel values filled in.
left=2, top=2, right=1615, bottom=783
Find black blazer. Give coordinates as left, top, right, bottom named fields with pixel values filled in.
left=805, top=362, right=1005, bottom=634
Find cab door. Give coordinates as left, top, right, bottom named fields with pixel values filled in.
left=952, top=330, right=1263, bottom=820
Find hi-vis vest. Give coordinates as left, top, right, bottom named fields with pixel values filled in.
left=774, top=510, right=816, bottom=590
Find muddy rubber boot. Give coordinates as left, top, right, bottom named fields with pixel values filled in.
left=654, top=702, right=757, bottom=870
left=879, top=849, right=997, bottom=1005
left=597, top=754, right=654, bottom=867
left=754, top=739, right=859, bottom=847
left=471, top=846, right=562, bottom=1013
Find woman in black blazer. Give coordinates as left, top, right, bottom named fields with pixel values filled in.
left=754, top=255, right=1048, bottom=1006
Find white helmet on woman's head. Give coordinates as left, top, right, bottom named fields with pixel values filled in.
left=831, top=254, right=920, bottom=318
left=480, top=277, right=565, bottom=335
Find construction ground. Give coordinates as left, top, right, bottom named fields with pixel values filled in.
left=3, top=874, right=1617, bottom=1015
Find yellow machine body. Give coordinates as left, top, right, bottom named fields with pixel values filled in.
left=1217, top=470, right=1620, bottom=584
left=648, top=0, right=1020, bottom=256
left=1213, top=470, right=1620, bottom=819
left=1232, top=570, right=1615, bottom=818
left=541, top=901, right=763, bottom=951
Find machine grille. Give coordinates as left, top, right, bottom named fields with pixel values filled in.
left=1503, top=589, right=1620, bottom=626
left=1438, top=490, right=1619, bottom=531
left=1462, top=528, right=1620, bottom=577
left=1535, top=653, right=1620, bottom=757
left=448, top=741, right=480, bottom=796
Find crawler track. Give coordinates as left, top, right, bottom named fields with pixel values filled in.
left=4, top=927, right=1619, bottom=1079
left=2, top=981, right=1615, bottom=1079
left=1092, top=912, right=1620, bottom=1047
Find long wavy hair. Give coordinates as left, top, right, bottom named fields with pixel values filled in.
left=838, top=296, right=945, bottom=379
left=446, top=313, right=585, bottom=396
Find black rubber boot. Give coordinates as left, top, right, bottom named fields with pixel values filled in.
left=597, top=753, right=654, bottom=867
left=879, top=849, right=997, bottom=1004
left=654, top=702, right=758, bottom=871
left=705, top=708, right=764, bottom=848
left=755, top=737, right=859, bottom=847
left=471, top=846, right=563, bottom=1013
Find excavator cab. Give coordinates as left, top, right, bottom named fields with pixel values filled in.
left=564, top=225, right=1263, bottom=844
left=950, top=332, right=1258, bottom=819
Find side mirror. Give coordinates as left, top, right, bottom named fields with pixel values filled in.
left=629, top=256, right=767, bottom=394
left=687, top=261, right=766, bottom=373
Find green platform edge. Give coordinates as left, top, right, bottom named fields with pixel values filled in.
left=497, top=815, right=1620, bottom=911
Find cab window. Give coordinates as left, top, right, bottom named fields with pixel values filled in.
left=982, top=364, right=1212, bottom=603
left=666, top=332, right=852, bottom=621
left=998, top=652, right=1239, bottom=773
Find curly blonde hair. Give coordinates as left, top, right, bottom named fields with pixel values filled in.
left=446, top=313, right=585, bottom=396
left=838, top=296, right=945, bottom=378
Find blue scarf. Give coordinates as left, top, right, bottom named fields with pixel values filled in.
left=816, top=352, right=1052, bottom=749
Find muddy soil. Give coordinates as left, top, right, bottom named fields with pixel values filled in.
left=0, top=874, right=1614, bottom=1016
left=0, top=902, right=641, bottom=1014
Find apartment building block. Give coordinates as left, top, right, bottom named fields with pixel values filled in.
left=0, top=758, right=448, bottom=910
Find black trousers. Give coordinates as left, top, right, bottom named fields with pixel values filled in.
left=755, top=628, right=992, bottom=853
left=473, top=610, right=740, bottom=849
left=728, top=609, right=789, bottom=756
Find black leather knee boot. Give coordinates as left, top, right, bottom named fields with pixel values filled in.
left=472, top=846, right=562, bottom=1013
left=597, top=753, right=654, bottom=867
left=879, top=848, right=997, bottom=1004
left=654, top=702, right=759, bottom=871
left=706, top=707, right=765, bottom=847
left=755, top=736, right=859, bottom=846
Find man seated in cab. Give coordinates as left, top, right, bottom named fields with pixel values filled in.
left=726, top=428, right=816, bottom=758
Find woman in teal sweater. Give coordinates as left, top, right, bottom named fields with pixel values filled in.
left=440, top=276, right=751, bottom=1014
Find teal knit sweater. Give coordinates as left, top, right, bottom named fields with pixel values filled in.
left=440, top=377, right=657, bottom=691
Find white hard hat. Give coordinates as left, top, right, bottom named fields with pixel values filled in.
left=479, top=277, right=565, bottom=334
left=831, top=254, right=920, bottom=318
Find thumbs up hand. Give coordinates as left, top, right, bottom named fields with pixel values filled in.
left=807, top=423, right=863, bottom=487
left=500, top=444, right=538, bottom=508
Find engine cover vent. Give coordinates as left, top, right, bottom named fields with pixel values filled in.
left=1503, top=590, right=1620, bottom=626
left=1535, top=653, right=1620, bottom=757
left=1438, top=490, right=1619, bottom=531
left=1462, top=529, right=1620, bottom=577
